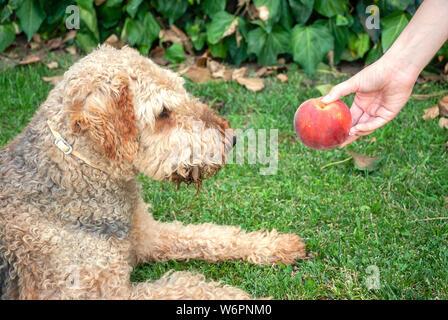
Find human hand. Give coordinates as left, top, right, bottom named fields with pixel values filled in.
left=321, top=59, right=417, bottom=148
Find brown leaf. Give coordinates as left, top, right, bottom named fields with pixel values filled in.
left=46, top=61, right=58, bottom=69
left=94, top=0, right=107, bottom=5
left=149, top=46, right=169, bottom=65
left=277, top=73, right=288, bottom=83
left=159, top=25, right=193, bottom=55
left=222, top=19, right=239, bottom=38
left=32, top=34, right=41, bottom=43
left=438, top=95, right=448, bottom=117
left=347, top=150, right=382, bottom=171
left=66, top=46, right=77, bottom=56
left=104, top=34, right=124, bottom=49
left=235, top=77, right=264, bottom=92
left=179, top=66, right=212, bottom=83
left=63, top=30, right=77, bottom=43
left=438, top=117, right=448, bottom=129
left=46, top=37, right=63, bottom=51
left=370, top=137, right=377, bottom=143
left=257, top=5, right=270, bottom=21
left=42, top=75, right=63, bottom=85
left=19, top=55, right=41, bottom=65
left=208, top=61, right=233, bottom=81
left=422, top=105, right=440, bottom=120
left=255, top=65, right=288, bottom=77
left=232, top=67, right=247, bottom=80
left=444, top=62, right=448, bottom=74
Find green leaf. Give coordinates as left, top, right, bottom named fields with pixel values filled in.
left=206, top=11, right=237, bottom=44
left=348, top=33, right=370, bottom=58
left=329, top=17, right=349, bottom=63
left=0, top=23, right=15, bottom=52
left=122, top=18, right=144, bottom=46
left=316, top=84, right=333, bottom=96
left=247, top=25, right=290, bottom=66
left=163, top=43, right=185, bottom=63
left=186, top=23, right=206, bottom=51
left=208, top=40, right=228, bottom=58
left=151, top=0, right=189, bottom=25
left=381, top=12, right=410, bottom=52
left=76, top=32, right=98, bottom=53
left=200, top=0, right=225, bottom=17
left=77, top=0, right=100, bottom=41
left=291, top=22, right=334, bottom=74
left=335, top=14, right=349, bottom=26
left=226, top=35, right=248, bottom=66
left=365, top=42, right=383, bottom=65
left=253, top=0, right=281, bottom=26
left=16, top=0, right=46, bottom=41
left=314, top=0, right=348, bottom=18
left=126, top=0, right=143, bottom=18
left=140, top=11, right=161, bottom=48
left=288, top=0, right=314, bottom=25
left=279, top=0, right=293, bottom=30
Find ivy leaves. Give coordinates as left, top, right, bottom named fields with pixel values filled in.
left=16, top=0, right=46, bottom=41
left=248, top=25, right=290, bottom=66
left=291, top=22, right=333, bottom=74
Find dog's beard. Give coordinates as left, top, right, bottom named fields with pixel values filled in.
left=169, top=164, right=222, bottom=192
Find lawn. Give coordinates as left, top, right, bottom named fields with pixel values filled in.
left=1, top=53, right=447, bottom=299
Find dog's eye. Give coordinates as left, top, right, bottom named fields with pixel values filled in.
left=158, top=107, right=170, bottom=119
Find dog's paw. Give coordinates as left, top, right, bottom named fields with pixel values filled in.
left=269, top=233, right=307, bottom=265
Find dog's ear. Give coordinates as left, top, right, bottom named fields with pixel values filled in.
left=69, top=78, right=138, bottom=162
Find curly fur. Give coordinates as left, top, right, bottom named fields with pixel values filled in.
left=0, top=45, right=306, bottom=299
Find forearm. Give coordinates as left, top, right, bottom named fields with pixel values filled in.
left=383, top=0, right=448, bottom=79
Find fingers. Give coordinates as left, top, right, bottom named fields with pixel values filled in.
left=350, top=103, right=364, bottom=127
left=321, top=76, right=359, bottom=103
left=351, top=117, right=388, bottom=135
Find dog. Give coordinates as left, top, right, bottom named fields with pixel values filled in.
left=0, top=45, right=306, bottom=299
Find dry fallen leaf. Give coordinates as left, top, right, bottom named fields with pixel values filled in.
left=63, top=30, right=77, bottom=43
left=445, top=62, right=448, bottom=74
left=438, top=117, right=448, bottom=129
left=208, top=61, right=233, bottom=81
left=422, top=105, right=440, bottom=120
left=232, top=67, right=248, bottom=80
left=94, top=0, right=107, bottom=5
left=179, top=66, right=212, bottom=83
left=42, top=75, right=63, bottom=85
left=46, top=61, right=58, bottom=69
left=347, top=150, right=382, bottom=171
left=370, top=137, right=377, bottom=143
left=257, top=5, right=270, bottom=21
left=66, top=46, right=77, bottom=56
left=32, top=34, right=41, bottom=43
left=438, top=95, right=448, bottom=117
left=235, top=77, right=264, bottom=92
left=149, top=46, right=169, bottom=65
left=222, top=19, right=239, bottom=38
left=104, top=34, right=124, bottom=49
left=19, top=55, right=41, bottom=65
left=46, top=37, right=63, bottom=51
left=277, top=73, right=288, bottom=83
left=159, top=25, right=193, bottom=55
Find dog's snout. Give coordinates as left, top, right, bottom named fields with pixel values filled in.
left=232, top=135, right=237, bottom=147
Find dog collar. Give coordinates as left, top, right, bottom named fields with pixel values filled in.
left=47, top=120, right=105, bottom=172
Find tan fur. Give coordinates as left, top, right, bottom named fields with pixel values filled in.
left=0, top=45, right=306, bottom=300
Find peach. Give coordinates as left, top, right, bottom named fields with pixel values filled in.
left=294, top=98, right=351, bottom=150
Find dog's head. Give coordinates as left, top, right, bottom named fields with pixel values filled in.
left=62, top=45, right=235, bottom=185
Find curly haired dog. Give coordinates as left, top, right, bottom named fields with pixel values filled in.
left=0, top=45, right=306, bottom=299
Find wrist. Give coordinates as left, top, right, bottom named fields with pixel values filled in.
left=381, top=47, right=421, bottom=84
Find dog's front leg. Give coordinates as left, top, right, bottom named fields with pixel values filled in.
left=131, top=200, right=306, bottom=265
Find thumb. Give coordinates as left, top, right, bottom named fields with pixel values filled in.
left=321, top=76, right=358, bottom=104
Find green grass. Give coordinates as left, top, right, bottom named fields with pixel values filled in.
left=1, top=55, right=447, bottom=299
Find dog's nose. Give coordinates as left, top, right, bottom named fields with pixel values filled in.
left=232, top=135, right=237, bottom=147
